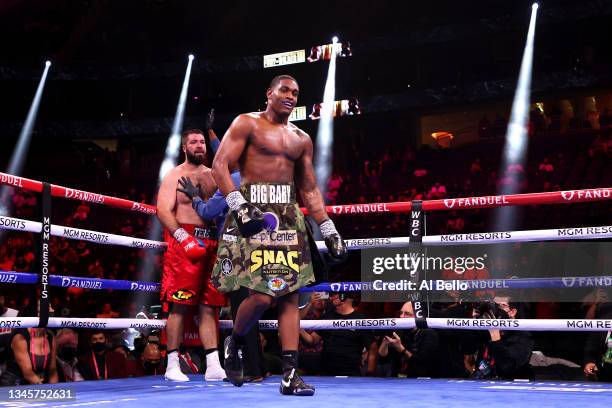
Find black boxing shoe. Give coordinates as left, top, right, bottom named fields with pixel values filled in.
left=223, top=336, right=244, bottom=387
left=279, top=369, right=315, bottom=396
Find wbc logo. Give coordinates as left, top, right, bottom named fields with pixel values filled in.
left=444, top=199, right=456, bottom=209
left=561, top=191, right=575, bottom=201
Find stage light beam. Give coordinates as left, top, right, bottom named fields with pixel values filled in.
left=314, top=38, right=340, bottom=193
left=494, top=4, right=539, bottom=231
left=158, top=55, right=195, bottom=181
left=136, top=55, right=196, bottom=311
left=0, top=61, right=52, bottom=216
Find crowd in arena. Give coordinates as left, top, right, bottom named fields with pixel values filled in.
left=0, top=104, right=611, bottom=385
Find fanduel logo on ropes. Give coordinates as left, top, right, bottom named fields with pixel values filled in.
left=0, top=174, right=23, bottom=188
left=562, top=277, right=612, bottom=288
left=0, top=273, right=18, bottom=283
left=443, top=196, right=509, bottom=209
left=61, top=277, right=103, bottom=289
left=64, top=188, right=105, bottom=204
left=331, top=204, right=390, bottom=214
left=130, top=282, right=160, bottom=292
left=560, top=188, right=611, bottom=201
left=131, top=202, right=156, bottom=214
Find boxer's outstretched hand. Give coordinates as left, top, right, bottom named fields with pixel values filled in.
left=177, top=176, right=200, bottom=201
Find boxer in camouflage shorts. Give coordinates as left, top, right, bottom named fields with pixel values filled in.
left=210, top=75, right=347, bottom=395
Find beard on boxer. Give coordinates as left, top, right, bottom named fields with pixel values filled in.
left=186, top=149, right=206, bottom=165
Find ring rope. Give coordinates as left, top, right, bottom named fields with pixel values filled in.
left=1, top=171, right=609, bottom=216
left=1, top=317, right=610, bottom=332
left=316, top=225, right=612, bottom=251
left=302, top=187, right=612, bottom=215
left=0, top=172, right=156, bottom=215
left=1, top=214, right=609, bottom=251
left=1, top=173, right=610, bottom=334
left=3, top=271, right=612, bottom=292
left=0, top=215, right=166, bottom=250
left=0, top=271, right=160, bottom=291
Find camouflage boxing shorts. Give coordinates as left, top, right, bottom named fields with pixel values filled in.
left=211, top=182, right=316, bottom=297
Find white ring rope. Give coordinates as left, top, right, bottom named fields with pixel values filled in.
left=1, top=317, right=610, bottom=332
left=1, top=215, right=609, bottom=251
left=0, top=215, right=166, bottom=250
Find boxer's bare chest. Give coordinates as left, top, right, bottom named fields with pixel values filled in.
left=240, top=121, right=305, bottom=183
left=250, top=122, right=304, bottom=160
left=175, top=167, right=216, bottom=206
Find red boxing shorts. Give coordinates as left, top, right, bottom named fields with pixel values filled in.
left=161, top=224, right=226, bottom=307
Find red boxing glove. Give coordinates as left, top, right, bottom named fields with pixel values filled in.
left=173, top=228, right=206, bottom=263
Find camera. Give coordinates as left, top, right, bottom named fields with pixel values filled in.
left=476, top=301, right=509, bottom=320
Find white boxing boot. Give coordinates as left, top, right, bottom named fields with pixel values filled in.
left=165, top=351, right=190, bottom=382
left=204, top=350, right=227, bottom=381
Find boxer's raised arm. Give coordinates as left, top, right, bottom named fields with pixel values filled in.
left=157, top=169, right=180, bottom=234
left=211, top=114, right=252, bottom=195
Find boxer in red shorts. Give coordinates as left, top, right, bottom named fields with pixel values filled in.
left=157, top=128, right=227, bottom=382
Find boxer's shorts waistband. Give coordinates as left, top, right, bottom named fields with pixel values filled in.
left=241, top=182, right=296, bottom=205
left=177, top=223, right=217, bottom=240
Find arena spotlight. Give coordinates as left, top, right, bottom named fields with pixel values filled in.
left=314, top=39, right=340, bottom=193
left=0, top=61, right=52, bottom=216
left=532, top=2, right=539, bottom=10
left=158, top=55, right=195, bottom=181
left=135, top=55, right=196, bottom=306
left=502, top=4, right=538, bottom=169
left=332, top=36, right=339, bottom=43
left=494, top=3, right=539, bottom=231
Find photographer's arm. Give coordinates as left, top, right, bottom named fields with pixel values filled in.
left=378, top=337, right=390, bottom=357
left=299, top=330, right=322, bottom=346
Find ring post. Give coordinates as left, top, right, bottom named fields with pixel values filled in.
left=38, top=182, right=51, bottom=327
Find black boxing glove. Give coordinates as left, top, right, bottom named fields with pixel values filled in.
left=226, top=190, right=265, bottom=237
left=319, top=219, right=348, bottom=262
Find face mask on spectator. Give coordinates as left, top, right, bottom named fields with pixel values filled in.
left=58, top=346, right=78, bottom=361
left=92, top=342, right=106, bottom=353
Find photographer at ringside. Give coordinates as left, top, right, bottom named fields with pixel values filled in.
left=300, top=292, right=377, bottom=376
left=377, top=301, right=439, bottom=378
left=466, top=296, right=533, bottom=380
left=583, top=303, right=612, bottom=382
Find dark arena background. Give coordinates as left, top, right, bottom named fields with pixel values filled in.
left=0, top=1, right=611, bottom=407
